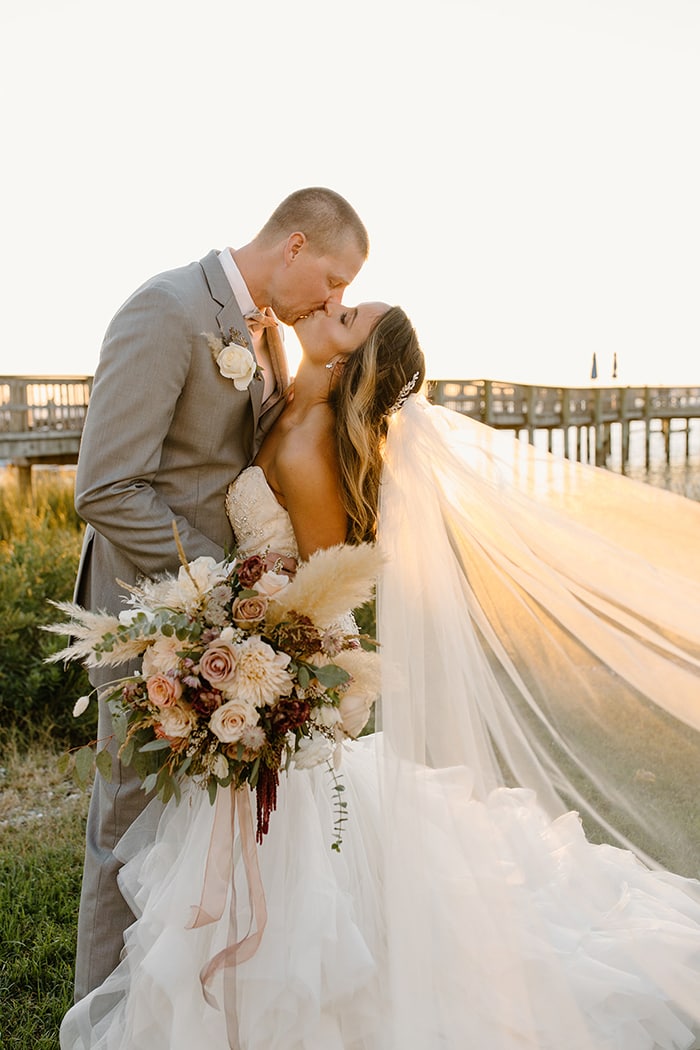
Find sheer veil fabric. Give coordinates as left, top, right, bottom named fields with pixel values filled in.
left=377, top=394, right=700, bottom=876
left=375, top=394, right=700, bottom=1046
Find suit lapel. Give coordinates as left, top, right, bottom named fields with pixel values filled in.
left=199, top=251, right=263, bottom=431
left=200, top=249, right=233, bottom=309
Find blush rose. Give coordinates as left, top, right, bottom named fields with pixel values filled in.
left=209, top=699, right=258, bottom=744
left=146, top=673, right=182, bottom=709
left=199, top=638, right=238, bottom=688
left=231, top=595, right=268, bottom=629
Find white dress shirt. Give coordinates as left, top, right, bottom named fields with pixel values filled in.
left=218, top=248, right=274, bottom=399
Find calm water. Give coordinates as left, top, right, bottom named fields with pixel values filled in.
left=531, top=418, right=700, bottom=503
left=2, top=418, right=700, bottom=504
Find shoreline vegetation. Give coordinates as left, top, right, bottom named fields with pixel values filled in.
left=0, top=470, right=91, bottom=1048
left=1, top=466, right=698, bottom=1047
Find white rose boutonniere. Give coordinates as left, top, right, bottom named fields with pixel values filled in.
left=204, top=328, right=259, bottom=390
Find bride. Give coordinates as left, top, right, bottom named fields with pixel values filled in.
left=61, top=302, right=700, bottom=1049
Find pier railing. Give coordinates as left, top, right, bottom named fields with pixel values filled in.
left=2, top=376, right=699, bottom=495
left=0, top=376, right=92, bottom=494
left=430, top=380, right=700, bottom=466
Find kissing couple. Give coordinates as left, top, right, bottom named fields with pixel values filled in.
left=61, top=187, right=700, bottom=1049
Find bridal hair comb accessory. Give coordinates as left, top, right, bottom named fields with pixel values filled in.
left=387, top=371, right=420, bottom=414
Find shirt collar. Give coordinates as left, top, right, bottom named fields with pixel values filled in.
left=218, top=248, right=257, bottom=316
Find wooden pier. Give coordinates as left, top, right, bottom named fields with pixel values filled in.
left=430, top=380, right=700, bottom=468
left=1, top=376, right=699, bottom=497
left=0, top=376, right=92, bottom=497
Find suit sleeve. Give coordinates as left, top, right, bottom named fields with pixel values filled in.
left=75, top=281, right=224, bottom=577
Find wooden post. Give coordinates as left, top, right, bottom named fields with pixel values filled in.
left=561, top=390, right=571, bottom=461
left=621, top=387, right=631, bottom=470
left=594, top=388, right=606, bottom=466
left=483, top=380, right=493, bottom=425
left=13, top=462, right=33, bottom=503
left=9, top=378, right=29, bottom=432
left=526, top=387, right=536, bottom=446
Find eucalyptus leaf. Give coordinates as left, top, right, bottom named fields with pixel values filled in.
left=120, top=738, right=135, bottom=766
left=141, top=772, right=159, bottom=795
left=111, top=707, right=129, bottom=745
left=313, top=664, right=350, bottom=688
left=139, top=738, right=172, bottom=753
left=177, top=755, right=193, bottom=778
left=56, top=752, right=71, bottom=776
left=74, top=746, right=94, bottom=785
left=249, top=756, right=261, bottom=789
left=207, top=778, right=218, bottom=805
left=95, top=748, right=113, bottom=782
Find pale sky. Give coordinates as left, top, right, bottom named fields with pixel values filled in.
left=1, top=0, right=698, bottom=387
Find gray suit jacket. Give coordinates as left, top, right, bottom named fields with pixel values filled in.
left=74, top=250, right=284, bottom=614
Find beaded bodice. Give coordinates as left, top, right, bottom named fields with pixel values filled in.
left=225, top=466, right=298, bottom=559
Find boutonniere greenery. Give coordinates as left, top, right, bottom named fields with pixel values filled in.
left=203, top=328, right=261, bottom=391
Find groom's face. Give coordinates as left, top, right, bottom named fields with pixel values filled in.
left=270, top=234, right=365, bottom=325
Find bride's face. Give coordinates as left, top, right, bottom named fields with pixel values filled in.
left=294, top=301, right=389, bottom=363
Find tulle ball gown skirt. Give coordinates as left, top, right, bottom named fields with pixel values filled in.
left=60, top=735, right=700, bottom=1050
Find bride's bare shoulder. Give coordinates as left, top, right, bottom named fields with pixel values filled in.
left=274, top=404, right=347, bottom=557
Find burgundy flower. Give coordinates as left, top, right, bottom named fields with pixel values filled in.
left=189, top=688, right=224, bottom=716
left=271, top=698, right=311, bottom=732
left=237, top=555, right=265, bottom=589
left=256, top=763, right=279, bottom=843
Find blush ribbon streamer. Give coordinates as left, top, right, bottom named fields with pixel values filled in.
left=186, top=787, right=268, bottom=1048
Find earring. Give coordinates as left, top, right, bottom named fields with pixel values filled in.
left=325, top=362, right=335, bottom=370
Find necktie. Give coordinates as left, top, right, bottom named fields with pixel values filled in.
left=245, top=309, right=278, bottom=336
left=245, top=309, right=279, bottom=402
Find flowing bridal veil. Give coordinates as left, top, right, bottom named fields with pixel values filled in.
left=375, top=395, right=700, bottom=1046
left=377, top=395, right=700, bottom=876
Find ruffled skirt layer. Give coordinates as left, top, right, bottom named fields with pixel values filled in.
left=61, top=736, right=700, bottom=1050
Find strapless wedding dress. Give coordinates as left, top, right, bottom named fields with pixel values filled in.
left=60, top=467, right=700, bottom=1050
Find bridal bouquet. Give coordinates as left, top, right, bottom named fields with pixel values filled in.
left=47, top=541, right=381, bottom=844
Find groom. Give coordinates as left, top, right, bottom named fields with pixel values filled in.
left=72, top=187, right=369, bottom=1001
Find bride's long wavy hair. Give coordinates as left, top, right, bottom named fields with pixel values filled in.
left=329, top=306, right=426, bottom=544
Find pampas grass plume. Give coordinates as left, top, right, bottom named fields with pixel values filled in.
left=267, top=543, right=382, bottom=627
left=43, top=601, right=147, bottom=667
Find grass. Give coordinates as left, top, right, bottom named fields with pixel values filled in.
left=0, top=734, right=90, bottom=1049
left=0, top=470, right=90, bottom=1047
left=0, top=468, right=93, bottom=749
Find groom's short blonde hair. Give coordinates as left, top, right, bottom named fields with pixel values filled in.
left=257, top=187, right=369, bottom=258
